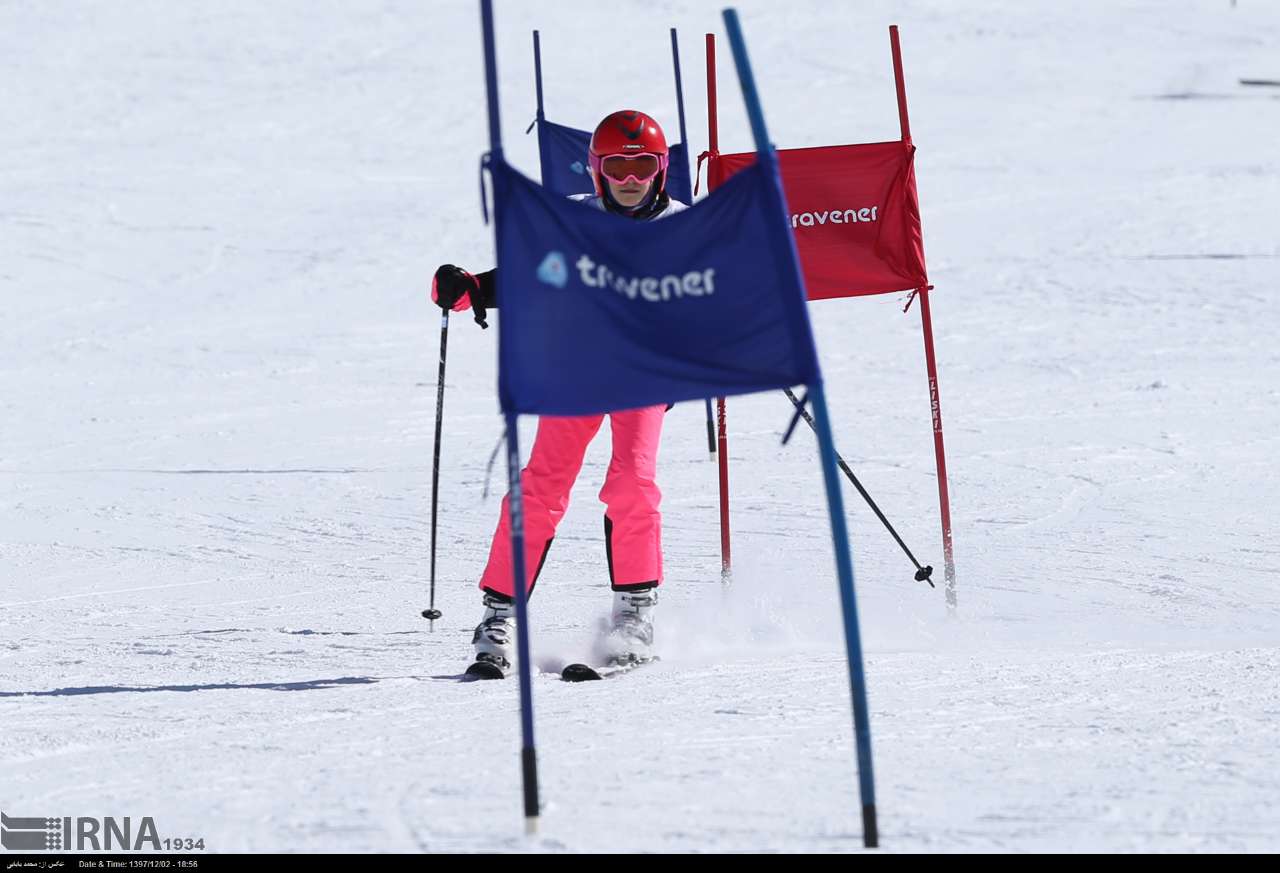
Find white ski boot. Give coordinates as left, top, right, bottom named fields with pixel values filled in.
left=602, top=586, right=658, bottom=665
left=467, top=591, right=516, bottom=679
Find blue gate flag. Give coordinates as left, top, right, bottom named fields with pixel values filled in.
left=535, top=119, right=693, bottom=205
left=493, top=156, right=822, bottom=417
left=535, top=120, right=591, bottom=196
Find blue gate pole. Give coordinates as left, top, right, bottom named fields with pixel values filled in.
left=669, top=27, right=714, bottom=454
left=670, top=28, right=689, bottom=156
left=505, top=412, right=540, bottom=832
left=533, top=30, right=545, bottom=121
left=480, top=0, right=540, bottom=834
left=481, top=0, right=502, bottom=157
left=808, top=388, right=879, bottom=848
left=722, top=7, right=879, bottom=849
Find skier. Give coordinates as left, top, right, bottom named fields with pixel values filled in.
left=431, top=111, right=688, bottom=678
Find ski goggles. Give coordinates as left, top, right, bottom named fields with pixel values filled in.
left=594, top=152, right=667, bottom=185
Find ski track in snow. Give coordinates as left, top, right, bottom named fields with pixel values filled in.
left=2, top=0, right=1279, bottom=853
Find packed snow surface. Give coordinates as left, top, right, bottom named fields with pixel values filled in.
left=2, top=0, right=1278, bottom=853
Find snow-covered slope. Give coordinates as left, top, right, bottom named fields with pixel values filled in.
left=2, top=0, right=1278, bottom=852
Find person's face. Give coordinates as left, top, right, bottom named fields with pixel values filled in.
left=606, top=175, right=654, bottom=208
left=599, top=152, right=661, bottom=208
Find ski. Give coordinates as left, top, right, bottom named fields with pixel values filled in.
left=561, top=656, right=658, bottom=682
left=462, top=658, right=508, bottom=681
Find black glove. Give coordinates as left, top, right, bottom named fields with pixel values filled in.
left=432, top=264, right=489, bottom=328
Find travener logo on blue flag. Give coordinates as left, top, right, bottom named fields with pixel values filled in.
left=536, top=118, right=693, bottom=204
left=535, top=251, right=568, bottom=288
left=493, top=157, right=821, bottom=417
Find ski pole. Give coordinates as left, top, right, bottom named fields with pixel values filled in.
left=783, top=388, right=934, bottom=587
left=421, top=310, right=449, bottom=623
left=704, top=398, right=715, bottom=454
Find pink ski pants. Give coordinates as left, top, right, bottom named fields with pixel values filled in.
left=479, top=405, right=666, bottom=596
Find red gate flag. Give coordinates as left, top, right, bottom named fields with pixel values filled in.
left=708, top=141, right=928, bottom=299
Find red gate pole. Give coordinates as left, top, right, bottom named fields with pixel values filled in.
left=706, top=32, right=732, bottom=582
left=890, top=25, right=956, bottom=609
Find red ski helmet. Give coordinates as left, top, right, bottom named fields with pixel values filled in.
left=587, top=110, right=670, bottom=199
